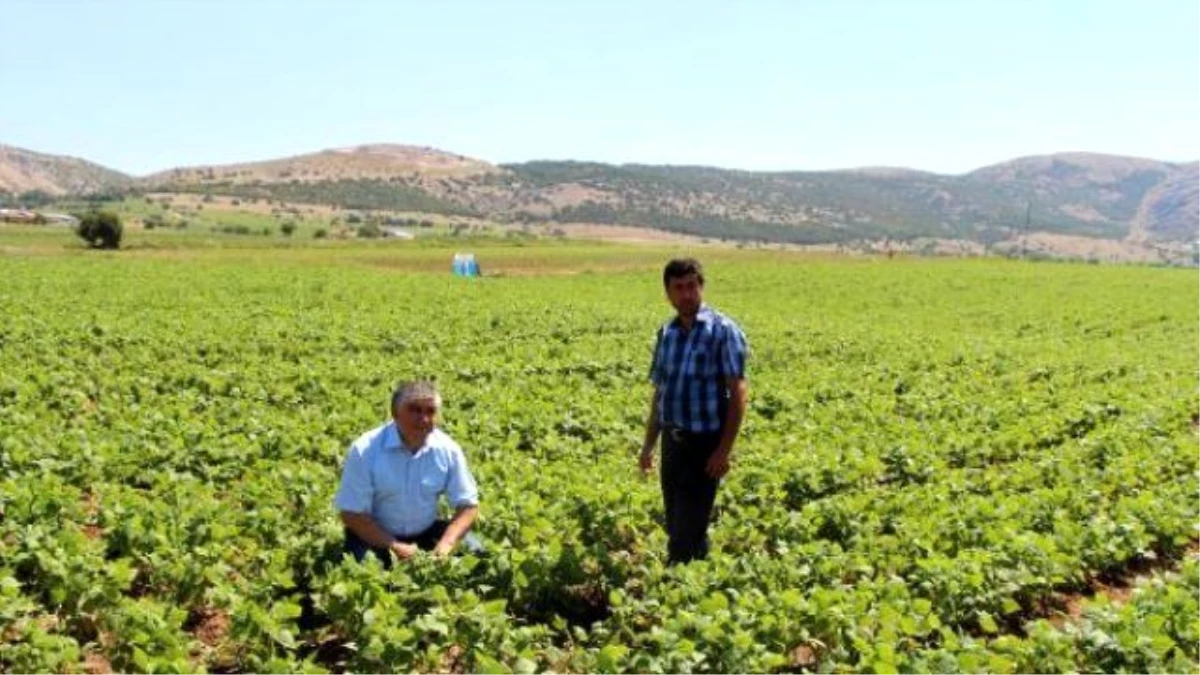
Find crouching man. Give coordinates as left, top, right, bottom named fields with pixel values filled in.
left=335, top=380, right=481, bottom=566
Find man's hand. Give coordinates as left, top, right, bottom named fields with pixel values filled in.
left=639, top=447, right=655, bottom=475
left=640, top=388, right=661, bottom=477
left=389, top=541, right=419, bottom=560
left=433, top=506, right=479, bottom=559
left=706, top=448, right=731, bottom=479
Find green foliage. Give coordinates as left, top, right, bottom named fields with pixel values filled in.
left=165, top=179, right=474, bottom=215
left=0, top=250, right=1195, bottom=673
left=74, top=210, right=123, bottom=249
left=498, top=160, right=1151, bottom=243
left=356, top=222, right=383, bottom=239
left=217, top=223, right=254, bottom=236
left=0, top=190, right=57, bottom=208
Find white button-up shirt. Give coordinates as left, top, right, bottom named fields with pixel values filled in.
left=334, top=422, right=479, bottom=537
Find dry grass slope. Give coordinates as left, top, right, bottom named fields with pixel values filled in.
left=0, top=144, right=133, bottom=195
left=3, top=142, right=1196, bottom=256
left=142, top=144, right=504, bottom=186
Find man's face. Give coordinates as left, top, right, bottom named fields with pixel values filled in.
left=666, top=273, right=704, bottom=318
left=393, top=396, right=438, bottom=447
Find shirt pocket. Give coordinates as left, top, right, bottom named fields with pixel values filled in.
left=419, top=474, right=445, bottom=499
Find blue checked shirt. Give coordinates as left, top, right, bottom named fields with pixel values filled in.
left=334, top=423, right=479, bottom=537
left=650, top=304, right=748, bottom=433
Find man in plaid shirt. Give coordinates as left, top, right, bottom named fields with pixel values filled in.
left=640, top=258, right=749, bottom=564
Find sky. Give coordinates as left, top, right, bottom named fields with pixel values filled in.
left=1, top=0, right=1197, bottom=175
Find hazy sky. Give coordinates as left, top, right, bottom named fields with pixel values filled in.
left=2, top=0, right=1196, bottom=175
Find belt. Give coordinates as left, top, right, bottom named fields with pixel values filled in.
left=662, top=425, right=720, bottom=442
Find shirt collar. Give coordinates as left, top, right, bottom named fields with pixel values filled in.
left=383, top=422, right=430, bottom=456
left=671, top=303, right=713, bottom=329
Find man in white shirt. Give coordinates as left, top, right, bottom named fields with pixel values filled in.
left=335, top=381, right=480, bottom=566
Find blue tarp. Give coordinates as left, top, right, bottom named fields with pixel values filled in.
left=452, top=253, right=480, bottom=277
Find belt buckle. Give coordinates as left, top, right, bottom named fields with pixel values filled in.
left=667, top=426, right=687, bottom=442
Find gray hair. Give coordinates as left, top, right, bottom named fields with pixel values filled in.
left=390, top=380, right=442, bottom=413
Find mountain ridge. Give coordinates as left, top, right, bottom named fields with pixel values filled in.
left=0, top=144, right=134, bottom=196
left=2, top=142, right=1195, bottom=245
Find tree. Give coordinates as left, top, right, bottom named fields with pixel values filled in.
left=76, top=211, right=123, bottom=249
left=280, top=220, right=297, bottom=237
left=18, top=190, right=55, bottom=207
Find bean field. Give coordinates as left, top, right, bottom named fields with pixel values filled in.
left=1, top=231, right=1196, bottom=673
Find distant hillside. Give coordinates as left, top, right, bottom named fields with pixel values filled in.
left=1131, top=162, right=1198, bottom=242
left=139, top=144, right=501, bottom=214
left=144, top=144, right=502, bottom=185
left=480, top=162, right=963, bottom=243
left=144, top=148, right=1195, bottom=245
left=0, top=144, right=132, bottom=197
left=476, top=154, right=1196, bottom=244
left=3, top=142, right=1195, bottom=246
left=961, top=153, right=1197, bottom=240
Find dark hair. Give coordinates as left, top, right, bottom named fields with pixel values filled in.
left=390, top=380, right=441, bottom=414
left=663, top=258, right=704, bottom=288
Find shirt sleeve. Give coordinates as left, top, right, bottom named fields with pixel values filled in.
left=717, top=321, right=748, bottom=380
left=446, top=447, right=480, bottom=510
left=648, top=326, right=665, bottom=384
left=333, top=444, right=373, bottom=514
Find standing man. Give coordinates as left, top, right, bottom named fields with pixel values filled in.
left=335, top=380, right=480, bottom=566
left=640, top=258, right=748, bottom=564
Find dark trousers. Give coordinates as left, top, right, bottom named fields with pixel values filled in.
left=661, top=428, right=722, bottom=564
left=343, top=520, right=448, bottom=569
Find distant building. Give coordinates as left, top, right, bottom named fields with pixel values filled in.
left=41, top=213, right=79, bottom=226
left=0, top=208, right=37, bottom=223
left=0, top=209, right=79, bottom=226
left=381, top=227, right=414, bottom=239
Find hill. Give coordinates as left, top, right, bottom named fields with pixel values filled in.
left=142, top=143, right=502, bottom=185
left=3, top=142, right=1195, bottom=246
left=138, top=144, right=501, bottom=215
left=0, top=144, right=133, bottom=198
left=481, top=153, right=1197, bottom=244
left=144, top=148, right=1197, bottom=244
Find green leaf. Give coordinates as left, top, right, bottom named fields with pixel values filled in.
left=1000, top=597, right=1021, bottom=615
left=596, top=644, right=629, bottom=672
left=475, top=653, right=513, bottom=674
left=978, top=612, right=999, bottom=634
left=699, top=592, right=729, bottom=614
left=873, top=659, right=898, bottom=674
